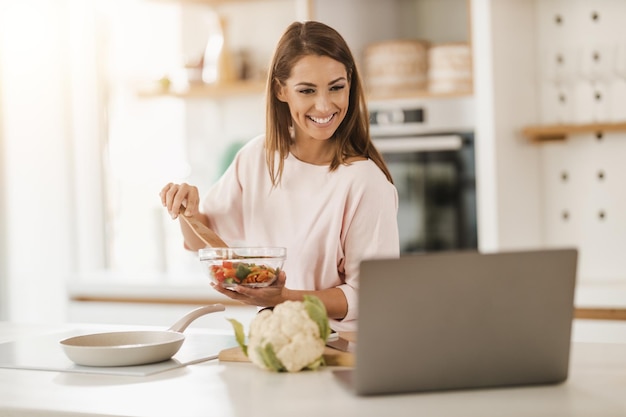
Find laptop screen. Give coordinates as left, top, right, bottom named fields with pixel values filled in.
left=343, top=248, right=577, bottom=396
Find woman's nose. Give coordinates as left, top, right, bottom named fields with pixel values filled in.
left=314, top=93, right=331, bottom=111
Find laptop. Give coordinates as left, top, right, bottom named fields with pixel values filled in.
left=334, top=248, right=578, bottom=396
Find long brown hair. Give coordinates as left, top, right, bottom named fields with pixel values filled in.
left=265, top=21, right=393, bottom=185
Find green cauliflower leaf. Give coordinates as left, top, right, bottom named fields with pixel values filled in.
left=256, top=343, right=287, bottom=372
left=303, top=295, right=331, bottom=341
left=227, top=318, right=248, bottom=356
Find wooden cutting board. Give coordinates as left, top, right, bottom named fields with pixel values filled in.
left=218, top=332, right=356, bottom=367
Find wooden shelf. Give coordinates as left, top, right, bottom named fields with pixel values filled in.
left=148, top=0, right=292, bottom=4
left=522, top=122, right=626, bottom=142
left=138, top=80, right=267, bottom=99
left=575, top=307, right=626, bottom=321
left=139, top=81, right=474, bottom=101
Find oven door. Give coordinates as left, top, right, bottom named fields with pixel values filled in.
left=375, top=133, right=478, bottom=254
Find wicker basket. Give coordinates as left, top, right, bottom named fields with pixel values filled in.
left=364, top=39, right=429, bottom=96
left=427, top=43, right=473, bottom=94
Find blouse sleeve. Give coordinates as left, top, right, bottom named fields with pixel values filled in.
left=338, top=165, right=400, bottom=323
left=199, top=143, right=250, bottom=245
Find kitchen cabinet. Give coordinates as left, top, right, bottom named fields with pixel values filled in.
left=139, top=0, right=473, bottom=101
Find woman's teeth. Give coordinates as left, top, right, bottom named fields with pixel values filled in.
left=309, top=114, right=334, bottom=124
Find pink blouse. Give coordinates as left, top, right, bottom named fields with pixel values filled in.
left=201, top=135, right=400, bottom=331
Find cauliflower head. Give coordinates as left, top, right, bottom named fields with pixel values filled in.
left=227, top=295, right=331, bottom=372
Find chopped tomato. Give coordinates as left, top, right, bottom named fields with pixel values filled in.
left=214, top=270, right=225, bottom=282
left=223, top=268, right=237, bottom=279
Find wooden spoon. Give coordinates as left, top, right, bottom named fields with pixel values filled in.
left=179, top=206, right=229, bottom=248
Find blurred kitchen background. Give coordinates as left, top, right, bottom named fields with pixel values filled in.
left=1, top=0, right=626, bottom=336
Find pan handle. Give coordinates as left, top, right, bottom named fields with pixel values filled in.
left=168, top=304, right=226, bottom=333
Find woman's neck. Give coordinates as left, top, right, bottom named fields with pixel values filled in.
left=290, top=138, right=335, bottom=166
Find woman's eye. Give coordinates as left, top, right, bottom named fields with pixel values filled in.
left=330, top=84, right=346, bottom=92
left=298, top=88, right=315, bottom=95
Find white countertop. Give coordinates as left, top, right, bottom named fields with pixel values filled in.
left=67, top=278, right=626, bottom=307
left=2, top=322, right=626, bottom=417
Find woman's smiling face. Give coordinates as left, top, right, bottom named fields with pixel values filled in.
left=276, top=54, right=350, bottom=142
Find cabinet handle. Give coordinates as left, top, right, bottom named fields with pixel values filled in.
left=373, top=135, right=463, bottom=153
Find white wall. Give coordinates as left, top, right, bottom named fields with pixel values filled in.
left=535, top=0, right=626, bottom=282
left=0, top=25, right=6, bottom=320
left=472, top=0, right=544, bottom=252
left=312, top=0, right=469, bottom=66
left=0, top=1, right=111, bottom=323
left=0, top=1, right=77, bottom=322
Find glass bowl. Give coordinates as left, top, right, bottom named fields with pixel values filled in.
left=199, top=247, right=286, bottom=288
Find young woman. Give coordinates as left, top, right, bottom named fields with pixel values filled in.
left=160, top=21, right=399, bottom=332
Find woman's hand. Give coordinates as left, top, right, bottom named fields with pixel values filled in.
left=212, top=271, right=348, bottom=319
left=211, top=271, right=289, bottom=308
left=160, top=182, right=210, bottom=251
left=159, top=182, right=200, bottom=219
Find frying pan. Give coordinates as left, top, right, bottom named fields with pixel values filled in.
left=59, top=304, right=225, bottom=367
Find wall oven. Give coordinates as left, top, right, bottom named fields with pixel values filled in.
left=369, top=96, right=478, bottom=254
